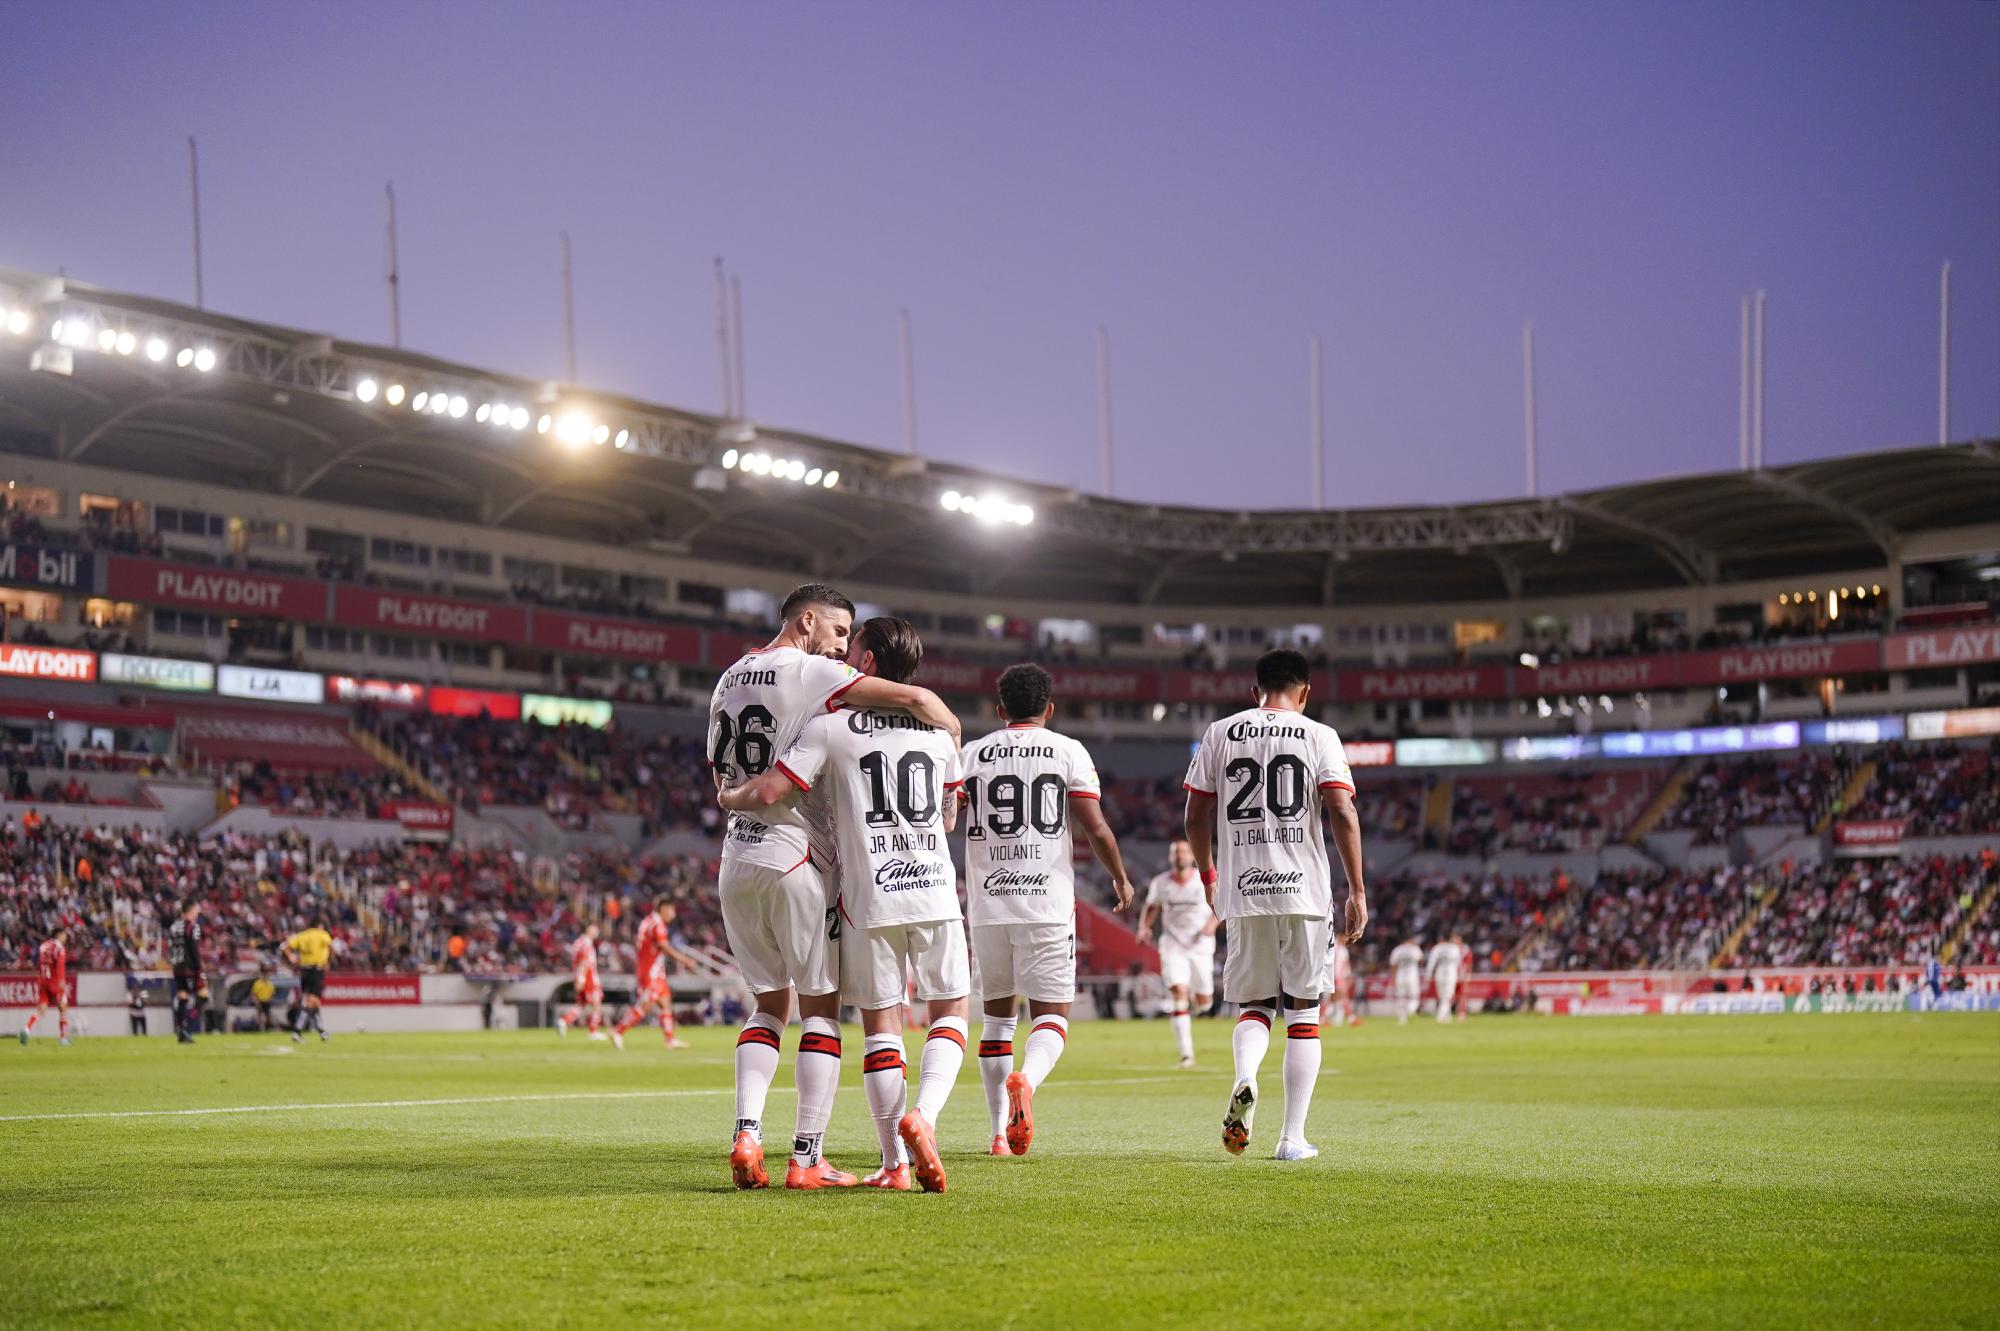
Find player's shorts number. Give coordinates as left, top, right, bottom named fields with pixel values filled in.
left=711, top=704, right=778, bottom=780
left=858, top=750, right=940, bottom=828
left=962, top=773, right=1066, bottom=839
left=1224, top=754, right=1310, bottom=822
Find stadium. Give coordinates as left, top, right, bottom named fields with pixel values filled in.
left=4, top=7, right=1998, bottom=1330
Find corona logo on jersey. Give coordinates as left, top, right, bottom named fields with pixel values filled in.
left=0, top=644, right=95, bottom=681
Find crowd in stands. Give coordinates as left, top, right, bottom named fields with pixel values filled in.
left=1533, top=865, right=1767, bottom=971
left=1724, top=854, right=1996, bottom=969
left=1445, top=772, right=1614, bottom=856
left=1843, top=741, right=2000, bottom=838
left=1661, top=751, right=1856, bottom=845
left=226, top=764, right=423, bottom=821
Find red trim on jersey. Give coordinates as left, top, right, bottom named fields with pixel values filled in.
left=1182, top=782, right=1213, bottom=796
left=823, top=677, right=861, bottom=712
left=943, top=778, right=964, bottom=790
left=776, top=762, right=811, bottom=792
left=1067, top=790, right=1101, bottom=799
left=784, top=851, right=812, bottom=873
left=1005, top=722, right=1040, bottom=729
left=1319, top=781, right=1356, bottom=794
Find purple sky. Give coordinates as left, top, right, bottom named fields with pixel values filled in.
left=5, top=2, right=1996, bottom=510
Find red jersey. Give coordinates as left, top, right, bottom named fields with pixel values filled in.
left=569, top=934, right=598, bottom=983
left=636, top=913, right=671, bottom=983
left=38, top=937, right=66, bottom=985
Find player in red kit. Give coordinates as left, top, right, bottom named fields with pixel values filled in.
left=556, top=923, right=608, bottom=1039
left=612, top=897, right=697, bottom=1051
left=20, top=924, right=71, bottom=1046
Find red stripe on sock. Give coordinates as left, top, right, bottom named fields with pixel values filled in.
left=1030, top=1022, right=1066, bottom=1042
left=978, top=1041, right=1014, bottom=1058
left=863, top=1051, right=905, bottom=1074
left=799, top=1032, right=842, bottom=1057
left=1287, top=1023, right=1320, bottom=1039
left=1238, top=1010, right=1272, bottom=1028
left=926, top=1026, right=967, bottom=1049
left=736, top=1026, right=782, bottom=1050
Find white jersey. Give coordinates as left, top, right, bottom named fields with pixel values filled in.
left=707, top=645, right=860, bottom=871
left=1390, top=941, right=1425, bottom=983
left=777, top=707, right=964, bottom=931
left=958, top=723, right=1102, bottom=927
left=1184, top=706, right=1354, bottom=921
left=1425, top=940, right=1463, bottom=981
left=1144, top=870, right=1215, bottom=949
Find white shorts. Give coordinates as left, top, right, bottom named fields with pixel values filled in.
left=1222, top=914, right=1330, bottom=1005
left=1158, top=936, right=1216, bottom=997
left=1435, top=971, right=1460, bottom=1006
left=972, top=922, right=1076, bottom=1005
left=1394, top=974, right=1421, bottom=1003
left=719, top=857, right=837, bottom=998
left=843, top=919, right=970, bottom=1010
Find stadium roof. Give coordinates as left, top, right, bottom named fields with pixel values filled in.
left=2, top=267, right=1996, bottom=608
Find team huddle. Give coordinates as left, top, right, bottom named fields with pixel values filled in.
left=694, top=582, right=1369, bottom=1193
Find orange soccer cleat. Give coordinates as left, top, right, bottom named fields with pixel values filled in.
left=860, top=1162, right=911, bottom=1191
left=897, top=1111, right=947, bottom=1193
left=1003, top=1071, right=1035, bottom=1156
left=988, top=1134, right=1014, bottom=1157
left=729, top=1130, right=768, bottom=1190
left=784, top=1159, right=859, bottom=1190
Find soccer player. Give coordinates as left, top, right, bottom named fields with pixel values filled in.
left=1454, top=934, right=1475, bottom=1019
left=283, top=915, right=335, bottom=1043
left=1322, top=936, right=1357, bottom=1028
left=959, top=663, right=1135, bottom=1157
left=556, top=923, right=608, bottom=1039
left=1425, top=934, right=1464, bottom=1023
left=1136, top=839, right=1217, bottom=1069
left=168, top=899, right=207, bottom=1044
left=1183, top=649, right=1366, bottom=1162
left=708, top=585, right=960, bottom=1191
left=20, top=923, right=71, bottom=1046
left=613, top=897, right=699, bottom=1050
left=721, top=616, right=965, bottom=1193
left=1388, top=937, right=1425, bottom=1024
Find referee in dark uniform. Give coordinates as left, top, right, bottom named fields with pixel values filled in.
left=168, top=898, right=207, bottom=1044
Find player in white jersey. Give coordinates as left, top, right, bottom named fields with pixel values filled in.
left=1426, top=933, right=1466, bottom=1023
left=1388, top=938, right=1425, bottom=1023
left=1136, top=839, right=1217, bottom=1069
left=1183, top=649, right=1367, bottom=1163
left=707, top=584, right=960, bottom=1192
left=721, top=617, right=968, bottom=1194
left=959, top=664, right=1136, bottom=1157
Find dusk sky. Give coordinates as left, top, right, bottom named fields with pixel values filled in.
left=5, top=1, right=1996, bottom=510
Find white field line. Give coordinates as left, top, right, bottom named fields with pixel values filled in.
left=0, top=1076, right=1184, bottom=1125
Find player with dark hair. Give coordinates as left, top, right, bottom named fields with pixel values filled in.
left=20, top=923, right=71, bottom=1046
left=168, top=899, right=207, bottom=1045
left=283, top=914, right=334, bottom=1042
left=960, top=662, right=1134, bottom=1155
left=1184, top=648, right=1367, bottom=1161
left=709, top=588, right=961, bottom=1190
left=721, top=616, right=968, bottom=1192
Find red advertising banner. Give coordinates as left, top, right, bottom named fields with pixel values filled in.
left=917, top=658, right=987, bottom=695
left=1832, top=819, right=1904, bottom=856
left=1515, top=655, right=1676, bottom=697
left=528, top=610, right=701, bottom=663
left=0, top=644, right=97, bottom=682
left=382, top=801, right=454, bottom=839
left=1883, top=625, right=2000, bottom=671
left=0, top=973, right=78, bottom=1006
left=321, top=973, right=421, bottom=1005
left=106, top=556, right=325, bottom=620
left=328, top=676, right=428, bottom=709
left=705, top=632, right=768, bottom=668
left=1159, top=669, right=1335, bottom=705
left=428, top=686, right=521, bottom=719
left=1334, top=664, right=1507, bottom=703
left=1036, top=666, right=1150, bottom=702
left=1345, top=740, right=1396, bottom=767
left=1679, top=639, right=1881, bottom=686
left=178, top=712, right=366, bottom=769
left=332, top=586, right=526, bottom=642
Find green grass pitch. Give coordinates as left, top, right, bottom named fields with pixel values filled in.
left=3, top=1015, right=1995, bottom=1329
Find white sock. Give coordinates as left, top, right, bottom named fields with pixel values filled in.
left=1232, top=1007, right=1274, bottom=1086
left=915, top=1016, right=968, bottom=1125
left=979, top=1016, right=1017, bottom=1136
left=1170, top=1009, right=1193, bottom=1059
left=862, top=1032, right=908, bottom=1168
left=733, top=1013, right=784, bottom=1142
left=791, top=1016, right=842, bottom=1166
left=1022, top=1014, right=1067, bottom=1089
left=1280, top=1008, right=1321, bottom=1143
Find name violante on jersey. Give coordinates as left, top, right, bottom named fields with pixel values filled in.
left=957, top=724, right=1102, bottom=927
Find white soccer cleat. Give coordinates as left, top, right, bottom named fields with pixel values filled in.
left=1221, top=1079, right=1257, bottom=1155
left=1273, top=1139, right=1319, bottom=1162
left=1177, top=1054, right=1196, bottom=1070
left=588, top=1030, right=608, bottom=1041
left=555, top=1017, right=568, bottom=1038
left=609, top=1029, right=624, bottom=1051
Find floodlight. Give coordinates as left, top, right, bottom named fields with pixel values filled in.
left=385, top=384, right=406, bottom=406
left=804, top=467, right=822, bottom=486
left=537, top=414, right=552, bottom=434
left=412, top=391, right=430, bottom=412
left=614, top=429, right=629, bottom=448
left=430, top=394, right=451, bottom=415
left=192, top=347, right=216, bottom=372
left=720, top=448, right=740, bottom=469
left=475, top=403, right=491, bottom=423
left=785, top=459, right=806, bottom=480
left=510, top=407, right=529, bottom=430
left=356, top=378, right=379, bottom=403
left=448, top=395, right=468, bottom=418
left=4, top=310, right=26, bottom=336
left=592, top=424, right=610, bottom=445
left=175, top=347, right=194, bottom=368
left=941, top=490, right=962, bottom=511
left=821, top=470, right=838, bottom=488
left=96, top=327, right=117, bottom=352
left=114, top=331, right=136, bottom=356
left=145, top=337, right=169, bottom=362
